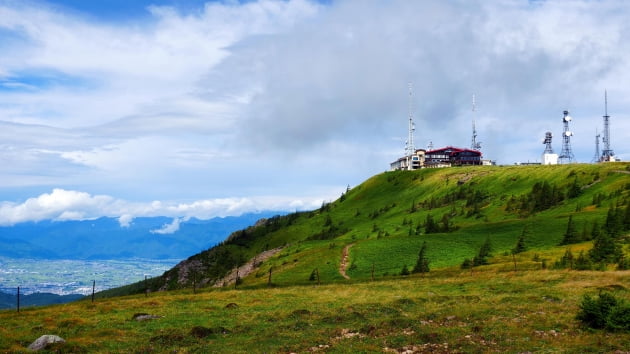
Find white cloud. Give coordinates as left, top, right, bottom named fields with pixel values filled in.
left=1, top=0, right=630, bottom=210
left=150, top=217, right=183, bottom=235
left=0, top=188, right=331, bottom=226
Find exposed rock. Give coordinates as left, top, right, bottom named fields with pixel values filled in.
left=190, top=326, right=231, bottom=338
left=27, top=335, right=65, bottom=351
left=213, top=247, right=284, bottom=288
left=225, top=303, right=239, bottom=309
left=132, top=313, right=162, bottom=321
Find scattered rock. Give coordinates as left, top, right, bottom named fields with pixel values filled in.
left=225, top=303, right=239, bottom=309
left=132, top=313, right=162, bottom=321
left=190, top=326, right=231, bottom=338
left=291, top=309, right=311, bottom=317
left=27, top=335, right=65, bottom=351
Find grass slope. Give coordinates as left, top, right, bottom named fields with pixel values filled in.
left=1, top=262, right=629, bottom=352
left=2, top=163, right=630, bottom=352
left=99, top=163, right=630, bottom=296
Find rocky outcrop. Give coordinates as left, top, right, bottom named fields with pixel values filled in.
left=27, top=335, right=65, bottom=351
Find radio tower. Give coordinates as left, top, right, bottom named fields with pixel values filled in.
left=471, top=94, right=481, bottom=151
left=405, top=82, right=416, bottom=158
left=592, top=129, right=601, bottom=163
left=600, top=90, right=615, bottom=162
left=559, top=110, right=575, bottom=164
left=543, top=132, right=554, bottom=154
left=542, top=131, right=558, bottom=165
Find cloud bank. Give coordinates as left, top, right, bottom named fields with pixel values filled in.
left=1, top=0, right=630, bottom=217
left=0, top=189, right=327, bottom=226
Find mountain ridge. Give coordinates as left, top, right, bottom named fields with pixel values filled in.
left=98, top=163, right=630, bottom=298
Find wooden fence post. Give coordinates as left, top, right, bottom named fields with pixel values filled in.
left=316, top=268, right=320, bottom=285
left=512, top=254, right=517, bottom=272
left=371, top=263, right=375, bottom=281
left=145, top=276, right=148, bottom=297
left=17, top=286, right=20, bottom=313
left=234, top=269, right=239, bottom=289
left=91, top=280, right=95, bottom=303
left=267, top=268, right=272, bottom=287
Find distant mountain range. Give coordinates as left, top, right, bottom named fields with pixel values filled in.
left=0, top=212, right=280, bottom=260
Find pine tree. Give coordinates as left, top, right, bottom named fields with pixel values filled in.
left=574, top=251, right=593, bottom=270
left=412, top=241, right=430, bottom=274
left=589, top=232, right=622, bottom=263
left=512, top=227, right=528, bottom=254
left=604, top=206, right=623, bottom=237
left=560, top=215, right=578, bottom=245
left=556, top=248, right=574, bottom=269
left=424, top=214, right=439, bottom=234
left=473, top=237, right=492, bottom=266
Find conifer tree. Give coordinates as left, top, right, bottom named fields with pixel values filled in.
left=604, top=206, right=623, bottom=237
left=560, top=215, right=578, bottom=245
left=424, top=214, right=439, bottom=234
left=574, top=251, right=593, bottom=270
left=412, top=241, right=430, bottom=274
left=589, top=232, right=622, bottom=263
left=473, top=237, right=492, bottom=266
left=512, top=227, right=528, bottom=254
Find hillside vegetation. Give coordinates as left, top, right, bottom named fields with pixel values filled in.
left=2, top=163, right=630, bottom=352
left=100, top=163, right=630, bottom=296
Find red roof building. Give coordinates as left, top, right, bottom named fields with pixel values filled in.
left=424, top=146, right=482, bottom=168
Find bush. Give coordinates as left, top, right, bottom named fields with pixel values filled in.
left=576, top=292, right=630, bottom=331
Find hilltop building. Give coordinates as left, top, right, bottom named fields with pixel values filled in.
left=390, top=149, right=425, bottom=171
left=391, top=146, right=484, bottom=170
left=425, top=146, right=483, bottom=168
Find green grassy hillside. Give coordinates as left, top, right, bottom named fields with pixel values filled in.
left=2, top=163, right=630, bottom=352
left=101, top=163, right=630, bottom=296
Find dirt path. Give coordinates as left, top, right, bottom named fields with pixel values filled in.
left=339, top=243, right=355, bottom=280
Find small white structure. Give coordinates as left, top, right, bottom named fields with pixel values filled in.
left=390, top=149, right=425, bottom=171
left=542, top=153, right=559, bottom=165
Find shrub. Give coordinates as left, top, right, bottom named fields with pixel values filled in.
left=576, top=292, right=630, bottom=331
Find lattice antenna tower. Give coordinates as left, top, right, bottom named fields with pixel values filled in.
left=542, top=131, right=554, bottom=154
left=405, top=82, right=416, bottom=157
left=592, top=129, right=601, bottom=163
left=471, top=94, right=481, bottom=151
left=558, top=110, right=575, bottom=164
left=427, top=141, right=434, bottom=151
left=601, top=90, right=615, bottom=161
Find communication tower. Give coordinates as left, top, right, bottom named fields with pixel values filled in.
left=427, top=141, right=434, bottom=151
left=470, top=94, right=481, bottom=151
left=558, top=110, right=575, bottom=164
left=600, top=90, right=615, bottom=162
left=542, top=131, right=558, bottom=165
left=592, top=130, right=601, bottom=163
left=405, top=82, right=416, bottom=158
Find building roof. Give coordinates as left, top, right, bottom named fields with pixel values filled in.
left=425, top=146, right=481, bottom=156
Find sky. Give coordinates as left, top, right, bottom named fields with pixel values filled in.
left=1, top=0, right=629, bottom=227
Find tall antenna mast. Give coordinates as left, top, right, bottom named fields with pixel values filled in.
left=592, top=129, right=601, bottom=163
left=600, top=90, right=615, bottom=161
left=543, top=132, right=554, bottom=154
left=559, top=110, right=575, bottom=164
left=405, top=82, right=416, bottom=157
left=471, top=94, right=481, bottom=150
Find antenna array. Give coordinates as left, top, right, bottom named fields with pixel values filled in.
left=405, top=83, right=416, bottom=157
left=558, top=110, right=575, bottom=164
left=471, top=94, right=481, bottom=151
left=600, top=90, right=615, bottom=161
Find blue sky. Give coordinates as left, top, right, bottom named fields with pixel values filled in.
left=1, top=0, right=629, bottom=226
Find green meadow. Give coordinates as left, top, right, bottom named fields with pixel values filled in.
left=2, top=163, right=629, bottom=352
